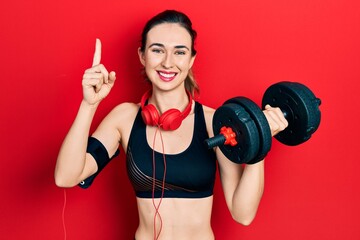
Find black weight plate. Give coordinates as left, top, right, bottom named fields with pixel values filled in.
left=262, top=81, right=321, bottom=146
left=224, top=97, right=272, bottom=164
left=213, top=103, right=260, bottom=164
left=285, top=82, right=321, bottom=136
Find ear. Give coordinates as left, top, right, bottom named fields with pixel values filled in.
left=189, top=54, right=196, bottom=69
left=138, top=47, right=145, bottom=66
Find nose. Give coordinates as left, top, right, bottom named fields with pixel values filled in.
left=161, top=52, right=173, bottom=69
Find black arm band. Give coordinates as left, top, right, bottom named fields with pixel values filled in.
left=78, top=137, right=120, bottom=189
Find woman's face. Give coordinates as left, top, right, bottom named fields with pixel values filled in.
left=138, top=23, right=196, bottom=92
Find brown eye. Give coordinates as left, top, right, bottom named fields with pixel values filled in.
left=151, top=48, right=164, bottom=54
left=175, top=51, right=186, bottom=55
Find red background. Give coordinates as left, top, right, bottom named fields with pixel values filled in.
left=1, top=0, right=359, bottom=239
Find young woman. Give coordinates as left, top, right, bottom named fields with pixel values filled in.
left=55, top=10, right=288, bottom=240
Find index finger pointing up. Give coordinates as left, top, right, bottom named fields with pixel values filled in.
left=92, top=38, right=102, bottom=67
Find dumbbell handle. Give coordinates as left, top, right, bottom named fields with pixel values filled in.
left=205, top=126, right=238, bottom=149
left=204, top=135, right=226, bottom=148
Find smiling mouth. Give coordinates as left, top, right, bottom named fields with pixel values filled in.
left=157, top=71, right=177, bottom=81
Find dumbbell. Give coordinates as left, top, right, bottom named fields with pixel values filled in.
left=205, top=81, right=321, bottom=164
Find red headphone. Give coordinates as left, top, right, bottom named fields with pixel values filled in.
left=141, top=90, right=193, bottom=131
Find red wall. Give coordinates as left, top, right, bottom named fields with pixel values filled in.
left=1, top=0, right=359, bottom=239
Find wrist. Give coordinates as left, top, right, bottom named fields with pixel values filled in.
left=79, top=100, right=100, bottom=117
left=81, top=99, right=100, bottom=110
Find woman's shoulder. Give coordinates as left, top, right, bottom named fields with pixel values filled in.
left=198, top=102, right=215, bottom=117
left=111, top=102, right=140, bottom=113
left=201, top=104, right=215, bottom=113
left=105, top=102, right=140, bottom=125
left=197, top=103, right=215, bottom=136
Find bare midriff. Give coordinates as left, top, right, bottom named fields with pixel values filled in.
left=135, top=196, right=215, bottom=240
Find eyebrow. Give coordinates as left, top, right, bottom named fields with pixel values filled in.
left=149, top=43, right=190, bottom=51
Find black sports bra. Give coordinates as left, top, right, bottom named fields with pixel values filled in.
left=126, top=102, right=217, bottom=198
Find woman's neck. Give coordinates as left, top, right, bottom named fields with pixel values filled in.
left=149, top=88, right=190, bottom=114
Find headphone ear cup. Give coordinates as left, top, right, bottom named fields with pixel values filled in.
left=141, top=104, right=160, bottom=126
left=159, top=109, right=182, bottom=131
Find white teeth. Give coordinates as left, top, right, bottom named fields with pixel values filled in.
left=159, top=72, right=176, bottom=78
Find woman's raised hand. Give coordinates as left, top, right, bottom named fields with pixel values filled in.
left=82, top=39, right=116, bottom=105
